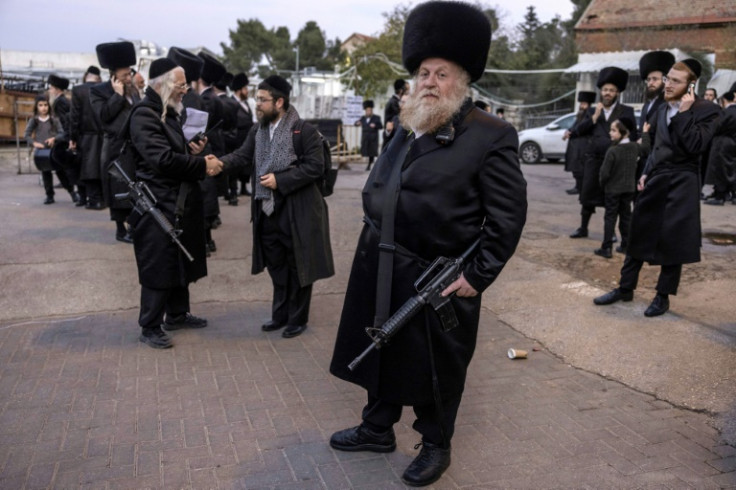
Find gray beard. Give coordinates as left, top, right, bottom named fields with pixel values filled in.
left=168, top=101, right=184, bottom=115
left=400, top=85, right=467, bottom=134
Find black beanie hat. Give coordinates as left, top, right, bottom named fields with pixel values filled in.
left=231, top=72, right=249, bottom=91
left=402, top=1, right=491, bottom=82
left=617, top=116, right=636, bottom=135
left=168, top=47, right=204, bottom=84
left=596, top=66, right=628, bottom=91
left=198, top=52, right=227, bottom=85
left=577, top=91, right=596, bottom=104
left=149, top=58, right=178, bottom=79
left=639, top=51, right=675, bottom=80
left=681, top=58, right=702, bottom=79
left=259, top=75, right=292, bottom=96
left=96, top=41, right=136, bottom=69
left=47, top=74, right=69, bottom=91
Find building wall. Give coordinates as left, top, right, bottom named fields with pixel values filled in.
left=576, top=24, right=736, bottom=69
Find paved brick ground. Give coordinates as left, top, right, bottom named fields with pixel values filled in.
left=0, top=294, right=734, bottom=489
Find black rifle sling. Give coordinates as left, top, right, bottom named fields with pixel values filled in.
left=374, top=132, right=414, bottom=328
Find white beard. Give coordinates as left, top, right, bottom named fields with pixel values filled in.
left=400, top=83, right=468, bottom=134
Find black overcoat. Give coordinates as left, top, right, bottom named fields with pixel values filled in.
left=564, top=112, right=590, bottom=177
left=357, top=114, right=383, bottom=158
left=705, top=105, right=736, bottom=190
left=70, top=83, right=103, bottom=181
left=628, top=98, right=720, bottom=265
left=129, top=88, right=208, bottom=288
left=199, top=87, right=225, bottom=217
left=220, top=119, right=335, bottom=287
left=572, top=102, right=637, bottom=207
left=329, top=102, right=527, bottom=406
left=90, top=81, right=139, bottom=208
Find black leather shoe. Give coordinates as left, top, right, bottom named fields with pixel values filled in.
left=704, top=197, right=725, bottom=206
left=615, top=245, right=627, bottom=254
left=644, top=295, right=669, bottom=317
left=228, top=197, right=238, bottom=206
left=164, top=312, right=208, bottom=330
left=401, top=442, right=451, bottom=487
left=139, top=326, right=173, bottom=349
left=75, top=198, right=87, bottom=207
left=594, top=247, right=612, bottom=259
left=565, top=187, right=579, bottom=195
left=594, top=288, right=633, bottom=305
left=70, top=191, right=80, bottom=203
left=85, top=201, right=105, bottom=210
left=329, top=425, right=396, bottom=453
left=44, top=196, right=55, bottom=205
left=261, top=320, right=286, bottom=332
left=569, top=228, right=588, bottom=238
left=282, top=324, right=307, bottom=338
left=115, top=231, right=134, bottom=244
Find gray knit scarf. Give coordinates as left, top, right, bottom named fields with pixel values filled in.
left=254, top=105, right=300, bottom=202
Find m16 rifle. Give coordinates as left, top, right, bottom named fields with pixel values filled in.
left=109, top=160, right=194, bottom=262
left=348, top=238, right=480, bottom=371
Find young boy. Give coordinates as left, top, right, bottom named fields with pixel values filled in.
left=595, top=117, right=649, bottom=258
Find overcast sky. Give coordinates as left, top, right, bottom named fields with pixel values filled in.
left=0, top=0, right=574, bottom=54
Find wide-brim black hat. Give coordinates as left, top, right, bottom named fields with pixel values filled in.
left=96, top=42, right=136, bottom=70
left=597, top=66, right=628, bottom=91
left=47, top=74, right=69, bottom=91
left=393, top=78, right=406, bottom=92
left=149, top=58, right=178, bottom=80
left=259, top=75, right=292, bottom=96
left=215, top=72, right=233, bottom=91
left=85, top=65, right=101, bottom=77
left=168, top=47, right=204, bottom=84
left=363, top=100, right=374, bottom=109
left=231, top=72, right=249, bottom=91
left=198, top=52, right=226, bottom=85
left=639, top=51, right=675, bottom=80
left=402, top=1, right=491, bottom=82
left=681, top=58, right=702, bottom=79
left=577, top=91, right=596, bottom=104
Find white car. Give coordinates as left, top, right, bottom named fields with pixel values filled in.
left=517, top=113, right=576, bottom=164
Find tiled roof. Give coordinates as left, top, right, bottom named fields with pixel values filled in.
left=576, top=0, right=736, bottom=30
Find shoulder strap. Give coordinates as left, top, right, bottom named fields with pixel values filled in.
left=292, top=119, right=305, bottom=157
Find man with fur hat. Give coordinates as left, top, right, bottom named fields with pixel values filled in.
left=594, top=59, right=721, bottom=317
left=126, top=58, right=223, bottom=349
left=167, top=47, right=205, bottom=123
left=219, top=75, right=335, bottom=340
left=638, top=50, right=675, bottom=178
left=328, top=2, right=527, bottom=486
left=385, top=78, right=409, bottom=124
left=563, top=90, right=596, bottom=195
left=230, top=72, right=254, bottom=196
left=568, top=66, right=637, bottom=242
left=355, top=100, right=383, bottom=170
left=90, top=41, right=140, bottom=243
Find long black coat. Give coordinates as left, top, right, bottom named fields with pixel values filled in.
left=199, top=87, right=225, bottom=216
left=52, top=95, right=71, bottom=138
left=220, top=119, right=335, bottom=287
left=705, top=104, right=736, bottom=190
left=129, top=88, right=208, bottom=289
left=90, top=81, right=140, bottom=208
left=628, top=98, right=720, bottom=265
left=69, top=83, right=103, bottom=181
left=564, top=112, right=590, bottom=177
left=329, top=102, right=527, bottom=406
left=572, top=102, right=637, bottom=207
left=356, top=114, right=383, bottom=158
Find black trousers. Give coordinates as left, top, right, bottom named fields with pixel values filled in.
left=260, top=207, right=312, bottom=326
left=41, top=165, right=73, bottom=197
left=83, top=179, right=103, bottom=204
left=602, top=192, right=633, bottom=249
left=139, top=285, right=190, bottom=329
left=361, top=394, right=462, bottom=448
left=619, top=255, right=682, bottom=296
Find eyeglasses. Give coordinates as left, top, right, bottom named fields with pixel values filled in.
left=662, top=76, right=686, bottom=86
left=255, top=97, right=273, bottom=104
left=174, top=83, right=188, bottom=91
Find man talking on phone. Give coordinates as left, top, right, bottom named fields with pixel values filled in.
left=594, top=59, right=721, bottom=317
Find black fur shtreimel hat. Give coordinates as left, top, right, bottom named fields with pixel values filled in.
left=231, top=72, right=249, bottom=91
left=96, top=42, right=136, bottom=70
left=47, top=74, right=69, bottom=91
left=197, top=52, right=226, bottom=85
left=168, top=47, right=204, bottom=84
left=402, top=1, right=491, bottom=82
left=363, top=100, right=374, bottom=109
left=596, top=66, right=628, bottom=92
left=577, top=91, right=596, bottom=104
left=639, top=51, right=675, bottom=80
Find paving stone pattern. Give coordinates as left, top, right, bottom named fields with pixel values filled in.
left=0, top=296, right=734, bottom=489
